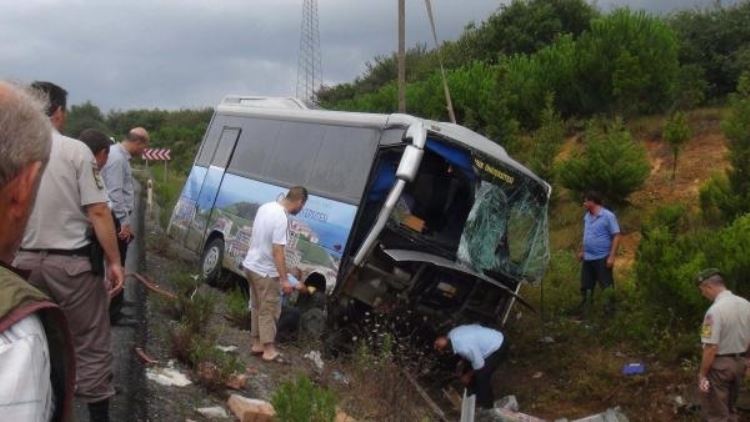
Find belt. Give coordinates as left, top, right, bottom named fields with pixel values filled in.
left=20, top=244, right=92, bottom=256
left=717, top=352, right=746, bottom=358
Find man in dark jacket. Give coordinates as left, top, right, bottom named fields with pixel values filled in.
left=0, top=80, right=75, bottom=421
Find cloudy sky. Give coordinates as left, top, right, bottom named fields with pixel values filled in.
left=0, top=0, right=729, bottom=111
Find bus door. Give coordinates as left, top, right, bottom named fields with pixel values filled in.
left=184, top=127, right=241, bottom=252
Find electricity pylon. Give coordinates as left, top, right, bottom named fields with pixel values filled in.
left=296, top=0, right=322, bottom=105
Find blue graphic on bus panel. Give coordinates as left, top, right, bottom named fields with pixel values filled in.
left=208, top=173, right=357, bottom=279
left=196, top=166, right=226, bottom=212
left=171, top=166, right=208, bottom=229
left=182, top=166, right=208, bottom=200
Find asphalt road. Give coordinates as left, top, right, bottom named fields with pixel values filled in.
left=75, top=180, right=148, bottom=421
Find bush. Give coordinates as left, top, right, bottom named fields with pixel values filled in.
left=669, top=2, right=750, bottom=99
left=272, top=375, right=337, bottom=422
left=663, top=111, right=691, bottom=179
left=226, top=287, right=251, bottom=330
left=699, top=73, right=750, bottom=222
left=634, top=221, right=708, bottom=330
left=574, top=9, right=680, bottom=116
left=557, top=119, right=650, bottom=205
left=707, top=214, right=750, bottom=298
left=189, top=336, right=244, bottom=391
left=530, top=93, right=565, bottom=182
left=182, top=289, right=217, bottom=333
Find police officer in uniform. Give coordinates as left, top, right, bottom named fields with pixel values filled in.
left=13, top=82, right=124, bottom=422
left=696, top=268, right=750, bottom=422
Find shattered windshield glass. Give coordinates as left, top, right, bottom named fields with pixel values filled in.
left=457, top=161, right=550, bottom=283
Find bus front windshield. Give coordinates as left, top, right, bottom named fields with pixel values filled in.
left=384, top=143, right=549, bottom=283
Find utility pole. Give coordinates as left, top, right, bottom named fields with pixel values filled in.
left=398, top=0, right=406, bottom=113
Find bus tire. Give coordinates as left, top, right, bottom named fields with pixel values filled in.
left=201, top=237, right=224, bottom=286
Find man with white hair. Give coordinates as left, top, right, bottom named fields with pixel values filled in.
left=14, top=81, right=123, bottom=422
left=0, top=81, right=75, bottom=421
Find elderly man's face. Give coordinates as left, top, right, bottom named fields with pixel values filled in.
left=134, top=137, right=149, bottom=155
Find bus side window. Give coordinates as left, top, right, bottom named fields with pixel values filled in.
left=309, top=126, right=379, bottom=203
left=227, top=118, right=281, bottom=178
left=195, top=123, right=224, bottom=167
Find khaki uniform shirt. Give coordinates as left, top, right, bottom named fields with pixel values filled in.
left=22, top=130, right=108, bottom=250
left=701, top=290, right=750, bottom=354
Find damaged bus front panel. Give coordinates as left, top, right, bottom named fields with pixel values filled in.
left=333, top=122, right=550, bottom=334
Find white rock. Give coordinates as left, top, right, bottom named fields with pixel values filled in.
left=196, top=406, right=229, bottom=419
left=494, top=395, right=519, bottom=412
left=215, top=345, right=239, bottom=353
left=146, top=367, right=192, bottom=387
left=304, top=350, right=325, bottom=371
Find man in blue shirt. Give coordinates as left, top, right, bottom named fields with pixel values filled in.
left=577, top=191, right=621, bottom=314
left=434, top=324, right=506, bottom=408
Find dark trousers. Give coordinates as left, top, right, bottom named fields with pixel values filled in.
left=469, top=343, right=506, bottom=408
left=701, top=356, right=746, bottom=422
left=112, top=213, right=129, bottom=266
left=580, top=258, right=615, bottom=313
left=276, top=305, right=301, bottom=343
left=581, top=257, right=614, bottom=292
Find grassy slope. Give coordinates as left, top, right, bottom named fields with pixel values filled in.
left=495, top=107, right=730, bottom=420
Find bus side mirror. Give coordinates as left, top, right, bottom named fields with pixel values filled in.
left=397, top=121, right=426, bottom=182
left=396, top=145, right=423, bottom=182
left=404, top=121, right=427, bottom=148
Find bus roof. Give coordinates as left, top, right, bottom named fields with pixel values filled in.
left=216, top=96, right=550, bottom=196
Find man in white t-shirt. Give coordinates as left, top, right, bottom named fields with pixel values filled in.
left=242, top=186, right=307, bottom=362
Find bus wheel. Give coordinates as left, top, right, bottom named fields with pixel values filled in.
left=201, top=237, right=224, bottom=286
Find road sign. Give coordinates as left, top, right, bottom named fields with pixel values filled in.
left=142, top=148, right=171, bottom=161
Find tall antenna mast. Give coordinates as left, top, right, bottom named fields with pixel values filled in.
left=296, top=0, right=322, bottom=105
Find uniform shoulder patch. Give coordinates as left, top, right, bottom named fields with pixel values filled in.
left=93, top=162, right=104, bottom=190
left=701, top=313, right=713, bottom=338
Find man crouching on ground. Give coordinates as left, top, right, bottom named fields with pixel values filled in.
left=435, top=323, right=506, bottom=409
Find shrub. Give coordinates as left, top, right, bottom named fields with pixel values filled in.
left=557, top=119, right=650, bottom=205
left=272, top=375, right=337, bottom=422
left=226, top=287, right=251, bottom=330
left=699, top=173, right=732, bottom=225
left=189, top=336, right=244, bottom=391
left=530, top=93, right=565, bottom=182
left=663, top=111, right=691, bottom=179
left=574, top=9, right=679, bottom=116
left=634, top=222, right=708, bottom=329
left=182, top=289, right=217, bottom=333
left=699, top=73, right=750, bottom=222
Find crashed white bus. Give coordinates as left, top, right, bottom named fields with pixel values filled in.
left=168, top=96, right=550, bottom=341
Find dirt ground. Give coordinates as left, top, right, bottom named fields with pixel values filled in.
left=139, top=214, right=437, bottom=421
